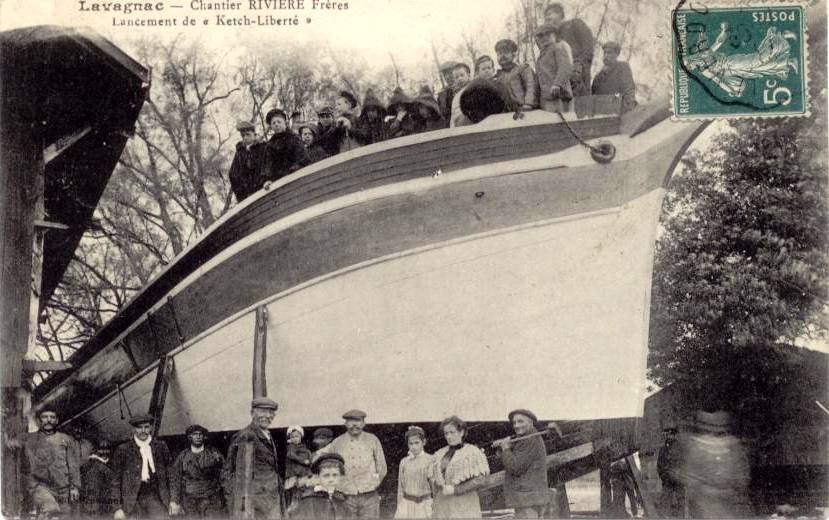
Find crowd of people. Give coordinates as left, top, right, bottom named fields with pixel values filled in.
left=23, top=403, right=556, bottom=519
left=228, top=2, right=637, bottom=204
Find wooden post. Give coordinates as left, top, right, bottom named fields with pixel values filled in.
left=599, top=464, right=612, bottom=518
left=252, top=306, right=268, bottom=398
left=625, top=455, right=657, bottom=518
left=148, top=356, right=174, bottom=437
left=231, top=439, right=255, bottom=520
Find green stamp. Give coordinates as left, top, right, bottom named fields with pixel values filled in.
left=671, top=2, right=808, bottom=119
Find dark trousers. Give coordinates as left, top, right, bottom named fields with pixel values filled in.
left=133, top=483, right=166, bottom=519
left=183, top=493, right=225, bottom=518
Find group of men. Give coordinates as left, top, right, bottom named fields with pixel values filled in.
left=227, top=2, right=637, bottom=205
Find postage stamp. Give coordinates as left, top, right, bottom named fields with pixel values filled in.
left=671, top=2, right=808, bottom=119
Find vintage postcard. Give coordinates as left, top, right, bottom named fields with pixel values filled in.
left=1, top=0, right=827, bottom=518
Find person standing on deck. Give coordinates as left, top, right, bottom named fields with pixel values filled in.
left=298, top=124, right=330, bottom=164
left=314, top=409, right=387, bottom=519
left=494, top=409, right=549, bottom=519
left=475, top=55, right=497, bottom=80
left=592, top=41, right=638, bottom=113
left=535, top=23, right=574, bottom=113
left=228, top=120, right=266, bottom=203
left=170, top=424, right=226, bottom=518
left=449, top=63, right=473, bottom=128
left=314, top=106, right=341, bottom=157
left=494, top=39, right=539, bottom=111
left=222, top=397, right=284, bottom=519
left=437, top=61, right=457, bottom=128
left=261, top=109, right=310, bottom=187
left=355, top=90, right=388, bottom=145
left=385, top=87, right=416, bottom=139
left=428, top=416, right=490, bottom=519
left=544, top=2, right=594, bottom=97
left=24, top=407, right=81, bottom=519
left=110, top=414, right=174, bottom=519
left=80, top=439, right=114, bottom=518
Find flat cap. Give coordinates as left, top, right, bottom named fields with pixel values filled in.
left=128, top=414, right=155, bottom=426
left=495, top=39, right=519, bottom=52
left=312, top=452, right=345, bottom=474
left=236, top=120, right=255, bottom=132
left=185, top=424, right=208, bottom=436
left=602, top=41, right=622, bottom=52
left=535, top=23, right=557, bottom=37
left=313, top=427, right=334, bottom=439
left=508, top=408, right=539, bottom=424
left=251, top=397, right=279, bottom=410
left=342, top=409, right=367, bottom=420
left=439, top=61, right=458, bottom=72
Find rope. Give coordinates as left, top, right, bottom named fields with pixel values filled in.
left=553, top=111, right=617, bottom=164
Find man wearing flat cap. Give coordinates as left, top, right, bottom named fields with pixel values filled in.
left=494, top=39, right=539, bottom=111
left=110, top=414, right=173, bottom=519
left=228, top=120, right=266, bottom=203
left=535, top=23, right=574, bottom=113
left=171, top=425, right=225, bottom=517
left=314, top=409, right=387, bottom=518
left=437, top=61, right=457, bottom=128
left=314, top=106, right=341, bottom=157
left=591, top=41, right=637, bottom=113
left=222, top=397, right=283, bottom=518
left=493, top=409, right=548, bottom=519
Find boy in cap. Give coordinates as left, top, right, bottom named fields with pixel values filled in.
left=171, top=424, right=225, bottom=518
left=315, top=106, right=341, bottom=156
left=24, top=406, right=80, bottom=518
left=110, top=414, right=173, bottom=519
left=394, top=426, right=433, bottom=519
left=535, top=23, right=574, bottom=113
left=494, top=39, right=539, bottom=110
left=314, top=409, right=387, bottom=519
left=261, top=109, right=310, bottom=186
left=222, top=397, right=283, bottom=519
left=591, top=41, right=637, bottom=113
left=437, top=61, right=457, bottom=128
left=475, top=55, right=497, bottom=80
left=493, top=409, right=548, bottom=519
left=80, top=439, right=114, bottom=518
left=228, top=120, right=266, bottom=203
left=543, top=2, right=594, bottom=96
left=449, top=62, right=473, bottom=127
left=292, top=453, right=348, bottom=519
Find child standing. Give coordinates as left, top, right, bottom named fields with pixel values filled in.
left=395, top=426, right=434, bottom=519
left=292, top=453, right=348, bottom=519
left=285, top=426, right=313, bottom=511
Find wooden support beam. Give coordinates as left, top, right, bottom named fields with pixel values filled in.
left=625, top=455, right=657, bottom=518
left=599, top=465, right=612, bottom=518
left=43, top=125, right=92, bottom=164
left=252, top=306, right=268, bottom=399
left=21, top=360, right=72, bottom=372
left=479, top=442, right=594, bottom=492
left=148, top=356, right=174, bottom=437
left=231, top=439, right=256, bottom=520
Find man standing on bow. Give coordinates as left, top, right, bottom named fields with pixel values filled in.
left=437, top=61, right=457, bottom=128
left=171, top=424, right=225, bottom=518
left=222, top=397, right=283, bottom=519
left=110, top=414, right=174, bottom=519
left=24, top=407, right=81, bottom=519
left=544, top=2, right=595, bottom=97
left=315, top=409, right=387, bottom=519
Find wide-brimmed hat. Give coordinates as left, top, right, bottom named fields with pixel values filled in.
left=411, top=85, right=441, bottom=118
left=690, top=410, right=735, bottom=434
left=387, top=87, right=413, bottom=114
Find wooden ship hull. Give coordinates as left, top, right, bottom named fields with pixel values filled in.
left=34, top=102, right=705, bottom=444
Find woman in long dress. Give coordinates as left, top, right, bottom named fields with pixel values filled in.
left=428, top=416, right=490, bottom=518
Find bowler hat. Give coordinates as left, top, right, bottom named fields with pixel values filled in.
left=312, top=452, right=345, bottom=474
left=251, top=397, right=279, bottom=410
left=185, top=424, right=208, bottom=436
left=236, top=120, right=255, bottom=132
left=338, top=90, right=358, bottom=109
left=691, top=410, right=735, bottom=434
left=342, top=409, right=367, bottom=420
left=508, top=408, right=539, bottom=425
left=495, top=39, right=519, bottom=53
left=128, top=414, right=155, bottom=427
left=313, top=427, right=334, bottom=439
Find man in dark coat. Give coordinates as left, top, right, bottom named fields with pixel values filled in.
left=592, top=41, right=637, bottom=113
left=657, top=426, right=683, bottom=518
left=24, top=407, right=81, bottom=518
left=385, top=87, right=416, bottom=139
left=110, top=414, right=173, bottom=519
left=436, top=61, right=457, bottom=128
left=354, top=90, right=388, bottom=145
left=327, top=90, right=367, bottom=154
left=80, top=440, right=114, bottom=517
left=314, top=106, right=341, bottom=157
left=171, top=425, right=225, bottom=518
left=261, top=109, right=311, bottom=185
left=228, top=120, right=266, bottom=203
left=495, top=409, right=549, bottom=519
left=544, top=2, right=594, bottom=97
left=494, top=39, right=539, bottom=110
left=292, top=453, right=348, bottom=520
left=222, top=398, right=283, bottom=519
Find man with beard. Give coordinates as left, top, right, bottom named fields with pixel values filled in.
left=24, top=407, right=81, bottom=518
left=436, top=61, right=457, bottom=128
left=314, top=409, right=387, bottom=519
left=222, top=398, right=284, bottom=519
left=494, top=39, right=539, bottom=110
left=228, top=120, right=266, bottom=202
left=171, top=425, right=226, bottom=518
left=80, top=440, right=114, bottom=517
left=591, top=41, right=637, bottom=113
left=544, top=2, right=595, bottom=97
left=110, top=414, right=173, bottom=519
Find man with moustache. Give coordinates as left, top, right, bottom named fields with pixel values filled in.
left=110, top=414, right=174, bottom=519
left=171, top=425, right=226, bottom=518
left=314, top=409, right=387, bottom=519
left=24, top=407, right=81, bottom=518
left=494, top=409, right=549, bottom=519
left=222, top=397, right=283, bottom=519
left=494, top=39, right=539, bottom=111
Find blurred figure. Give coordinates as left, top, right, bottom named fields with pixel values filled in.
left=385, top=87, right=416, bottom=139
left=535, top=23, right=574, bottom=113
left=678, top=410, right=752, bottom=519
left=314, top=106, right=340, bottom=157
left=410, top=86, right=445, bottom=134
left=543, top=2, right=594, bottom=96
left=592, top=41, right=637, bottom=113
left=311, top=428, right=334, bottom=454
left=80, top=439, right=114, bottom=518
left=437, top=61, right=457, bottom=127
left=609, top=460, right=640, bottom=518
left=657, top=426, right=683, bottom=518
left=355, top=90, right=388, bottom=145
